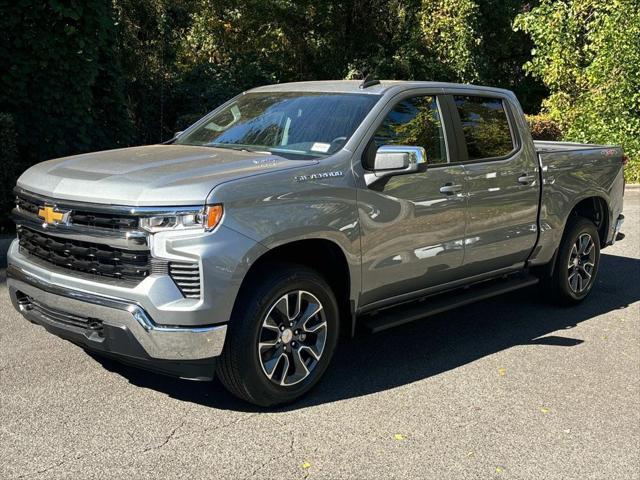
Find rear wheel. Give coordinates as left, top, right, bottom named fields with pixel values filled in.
left=217, top=264, right=339, bottom=406
left=544, top=216, right=601, bottom=304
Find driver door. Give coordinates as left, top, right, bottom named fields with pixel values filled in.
left=357, top=94, right=467, bottom=307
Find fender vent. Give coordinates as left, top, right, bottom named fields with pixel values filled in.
left=169, top=262, right=201, bottom=299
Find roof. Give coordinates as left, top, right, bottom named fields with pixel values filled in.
left=248, top=80, right=515, bottom=97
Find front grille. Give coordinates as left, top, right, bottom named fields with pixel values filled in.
left=169, top=262, right=201, bottom=299
left=15, top=195, right=40, bottom=216
left=70, top=210, right=139, bottom=230
left=18, top=227, right=150, bottom=282
left=17, top=292, right=104, bottom=334
left=16, top=194, right=138, bottom=230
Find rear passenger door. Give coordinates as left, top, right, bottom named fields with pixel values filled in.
left=448, top=93, right=540, bottom=276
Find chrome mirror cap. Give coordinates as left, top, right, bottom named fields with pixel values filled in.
left=365, top=145, right=427, bottom=186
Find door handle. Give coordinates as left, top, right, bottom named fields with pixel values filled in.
left=440, top=184, right=462, bottom=195
left=518, top=173, right=536, bottom=185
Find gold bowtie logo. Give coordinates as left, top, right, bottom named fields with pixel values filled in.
left=38, top=206, right=65, bottom=225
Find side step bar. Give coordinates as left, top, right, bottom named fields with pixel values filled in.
left=360, top=274, right=540, bottom=334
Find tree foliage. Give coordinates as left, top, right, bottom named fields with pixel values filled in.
left=0, top=0, right=637, bottom=202
left=515, top=0, right=640, bottom=181
left=0, top=0, right=133, bottom=166
left=0, top=113, right=18, bottom=231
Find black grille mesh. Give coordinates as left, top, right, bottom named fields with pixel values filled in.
left=18, top=227, right=150, bottom=282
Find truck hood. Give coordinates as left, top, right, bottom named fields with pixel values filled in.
left=17, top=145, right=316, bottom=206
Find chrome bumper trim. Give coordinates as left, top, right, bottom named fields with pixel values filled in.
left=6, top=264, right=226, bottom=360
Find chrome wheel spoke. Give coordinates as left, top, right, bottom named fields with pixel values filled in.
left=568, top=245, right=579, bottom=268
left=297, top=301, right=323, bottom=329
left=262, top=317, right=281, bottom=333
left=303, top=319, right=327, bottom=334
left=277, top=354, right=291, bottom=385
left=579, top=265, right=592, bottom=279
left=272, top=295, right=291, bottom=323
left=583, top=240, right=594, bottom=255
left=569, top=271, right=579, bottom=291
left=259, top=338, right=279, bottom=350
left=263, top=351, right=286, bottom=380
left=299, top=344, right=321, bottom=361
left=578, top=235, right=588, bottom=255
left=288, top=348, right=310, bottom=384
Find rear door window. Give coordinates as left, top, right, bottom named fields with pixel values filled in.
left=453, top=96, right=515, bottom=160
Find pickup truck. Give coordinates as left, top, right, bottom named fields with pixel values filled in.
left=7, top=80, right=626, bottom=406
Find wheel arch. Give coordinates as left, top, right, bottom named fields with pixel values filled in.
left=566, top=195, right=610, bottom=247
left=534, top=194, right=610, bottom=279
left=232, top=238, right=356, bottom=338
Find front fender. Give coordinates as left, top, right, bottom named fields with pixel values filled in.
left=209, top=155, right=361, bottom=306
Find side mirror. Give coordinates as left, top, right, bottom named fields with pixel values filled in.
left=364, top=145, right=427, bottom=186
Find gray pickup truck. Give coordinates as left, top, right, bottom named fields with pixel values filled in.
left=7, top=80, right=626, bottom=406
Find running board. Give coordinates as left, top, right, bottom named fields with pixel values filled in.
left=360, top=274, right=539, bottom=334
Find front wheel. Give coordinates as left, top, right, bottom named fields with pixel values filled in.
left=544, top=216, right=601, bottom=305
left=216, top=264, right=339, bottom=407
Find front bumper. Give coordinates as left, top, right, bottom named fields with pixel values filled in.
left=7, top=263, right=227, bottom=378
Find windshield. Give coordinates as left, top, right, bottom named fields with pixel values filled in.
left=175, top=92, right=379, bottom=158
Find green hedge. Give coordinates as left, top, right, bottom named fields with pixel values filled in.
left=526, top=114, right=563, bottom=141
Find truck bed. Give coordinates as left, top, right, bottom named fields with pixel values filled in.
left=534, top=140, right=618, bottom=154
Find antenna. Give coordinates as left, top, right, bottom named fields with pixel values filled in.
left=359, top=74, right=381, bottom=89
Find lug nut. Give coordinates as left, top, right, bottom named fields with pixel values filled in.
left=280, top=326, right=285, bottom=331
left=291, top=342, right=296, bottom=347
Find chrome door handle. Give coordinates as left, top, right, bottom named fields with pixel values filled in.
left=440, top=184, right=462, bottom=195
left=518, top=174, right=536, bottom=185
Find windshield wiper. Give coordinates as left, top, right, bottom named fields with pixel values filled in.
left=208, top=143, right=271, bottom=154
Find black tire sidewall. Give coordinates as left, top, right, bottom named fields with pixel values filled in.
left=229, top=265, right=339, bottom=406
left=554, top=217, right=601, bottom=303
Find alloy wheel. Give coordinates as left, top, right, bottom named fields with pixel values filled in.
left=567, top=233, right=596, bottom=294
left=257, top=290, right=327, bottom=386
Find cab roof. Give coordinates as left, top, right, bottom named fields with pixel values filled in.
left=249, top=80, right=515, bottom=97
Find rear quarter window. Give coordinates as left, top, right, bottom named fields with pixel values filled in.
left=454, top=96, right=515, bottom=160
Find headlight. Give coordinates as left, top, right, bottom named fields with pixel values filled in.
left=139, top=205, right=223, bottom=233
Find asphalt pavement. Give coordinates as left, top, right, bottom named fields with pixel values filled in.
left=1, top=190, right=638, bottom=480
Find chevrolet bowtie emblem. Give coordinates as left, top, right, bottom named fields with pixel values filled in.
left=38, top=206, right=68, bottom=225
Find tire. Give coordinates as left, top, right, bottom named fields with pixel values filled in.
left=216, top=263, right=340, bottom=407
left=544, top=216, right=601, bottom=305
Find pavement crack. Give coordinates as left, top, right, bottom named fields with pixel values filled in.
left=14, top=459, right=66, bottom=479
left=248, top=427, right=296, bottom=478
left=13, top=452, right=90, bottom=480
left=142, top=420, right=186, bottom=453
left=202, top=413, right=259, bottom=436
